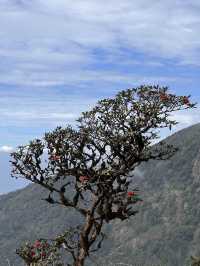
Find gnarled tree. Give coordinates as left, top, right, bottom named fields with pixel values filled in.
left=10, top=85, right=196, bottom=266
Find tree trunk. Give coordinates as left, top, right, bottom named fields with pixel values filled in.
left=74, top=247, right=87, bottom=266
left=74, top=212, right=93, bottom=266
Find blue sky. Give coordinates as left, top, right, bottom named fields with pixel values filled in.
left=0, top=0, right=200, bottom=194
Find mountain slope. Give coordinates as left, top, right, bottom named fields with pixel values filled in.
left=1, top=123, right=200, bottom=266
left=97, top=123, right=200, bottom=266
left=0, top=151, right=30, bottom=195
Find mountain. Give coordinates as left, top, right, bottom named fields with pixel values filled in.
left=97, top=123, right=200, bottom=266
left=1, top=123, right=200, bottom=266
left=0, top=151, right=31, bottom=195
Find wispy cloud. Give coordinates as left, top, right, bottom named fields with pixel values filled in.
left=171, top=108, right=200, bottom=130
left=0, top=0, right=200, bottom=88
left=0, top=0, right=199, bottom=146
left=155, top=107, right=200, bottom=143
left=0, top=145, right=14, bottom=153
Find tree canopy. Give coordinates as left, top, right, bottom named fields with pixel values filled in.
left=10, top=85, right=196, bottom=266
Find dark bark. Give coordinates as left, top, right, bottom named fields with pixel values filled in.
left=74, top=213, right=93, bottom=266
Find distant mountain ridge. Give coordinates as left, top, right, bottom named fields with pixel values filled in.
left=0, top=151, right=31, bottom=196
left=1, top=123, right=200, bottom=265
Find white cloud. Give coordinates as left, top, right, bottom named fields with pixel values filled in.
left=154, top=107, right=200, bottom=143
left=170, top=107, right=200, bottom=130
left=0, top=0, right=199, bottom=148
left=1, top=110, right=77, bottom=120
left=0, top=0, right=199, bottom=87
left=0, top=145, right=14, bottom=153
left=0, top=88, right=101, bottom=131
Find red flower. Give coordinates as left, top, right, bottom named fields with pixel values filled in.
left=79, top=176, right=89, bottom=182
left=31, top=251, right=35, bottom=257
left=50, top=155, right=60, bottom=161
left=41, top=252, right=46, bottom=258
left=160, top=93, right=169, bottom=102
left=127, top=191, right=135, bottom=197
left=183, top=96, right=190, bottom=105
left=33, top=240, right=41, bottom=248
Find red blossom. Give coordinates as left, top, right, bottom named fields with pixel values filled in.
left=41, top=252, right=46, bottom=258
left=50, top=155, right=61, bottom=161
left=79, top=176, right=89, bottom=182
left=127, top=191, right=135, bottom=197
left=31, top=251, right=35, bottom=257
left=33, top=240, right=41, bottom=248
left=183, top=96, right=190, bottom=105
left=160, top=93, right=169, bottom=102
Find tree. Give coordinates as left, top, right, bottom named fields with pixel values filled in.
left=191, top=256, right=200, bottom=266
left=10, top=85, right=196, bottom=266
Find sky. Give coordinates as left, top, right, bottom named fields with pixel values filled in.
left=0, top=0, right=200, bottom=194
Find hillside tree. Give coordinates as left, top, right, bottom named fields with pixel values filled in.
left=10, top=85, right=196, bottom=266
